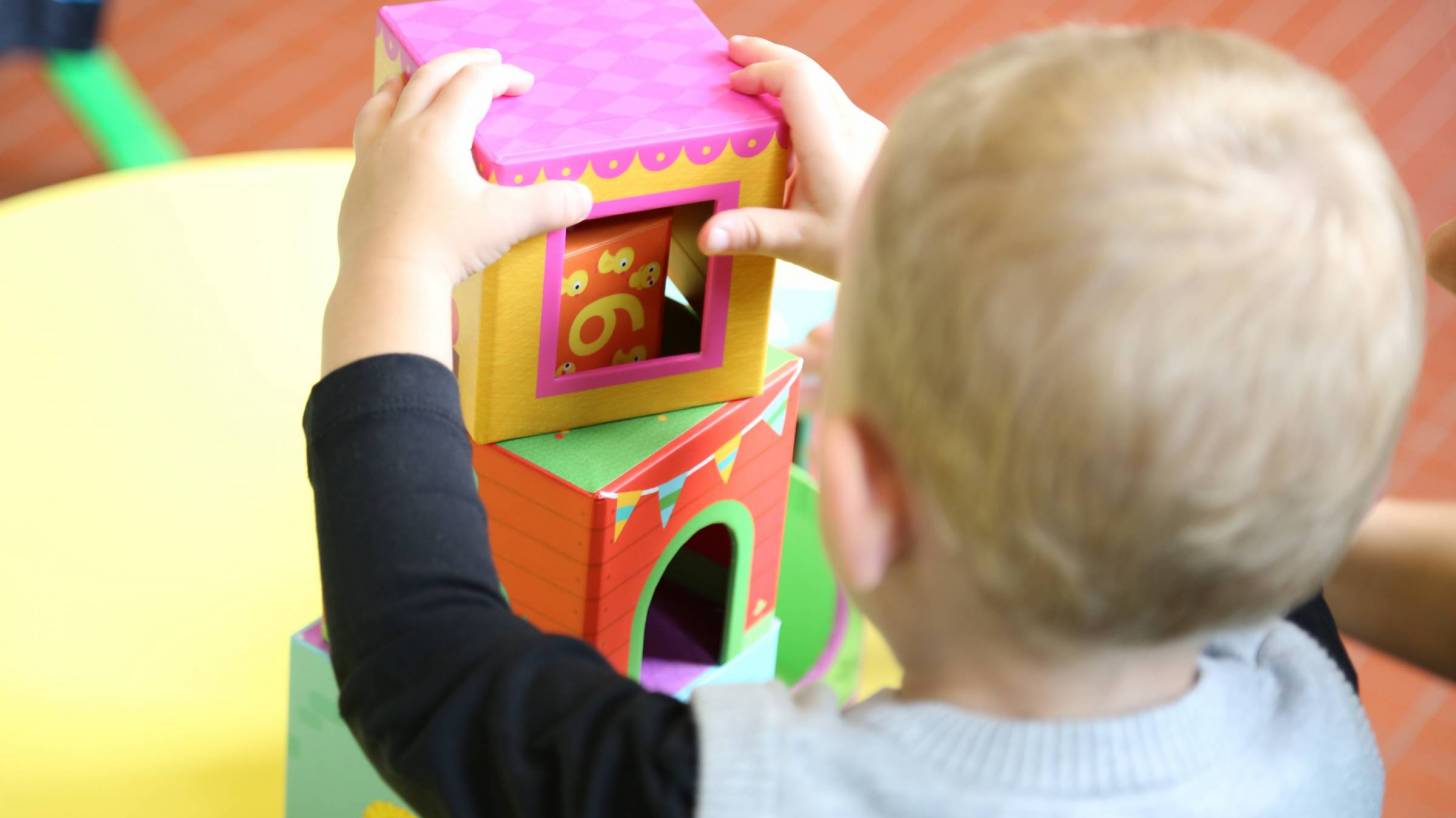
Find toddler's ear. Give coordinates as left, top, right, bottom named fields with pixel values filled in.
left=817, top=416, right=913, bottom=593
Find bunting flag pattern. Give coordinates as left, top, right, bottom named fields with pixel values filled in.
left=657, top=472, right=689, bottom=528
left=762, top=385, right=790, bottom=436
left=614, top=490, right=645, bottom=539
left=605, top=376, right=796, bottom=540
left=713, top=435, right=741, bottom=484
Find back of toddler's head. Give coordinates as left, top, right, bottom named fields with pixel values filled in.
left=832, top=26, right=1425, bottom=644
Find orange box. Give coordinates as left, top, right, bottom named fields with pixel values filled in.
left=555, top=210, right=672, bottom=377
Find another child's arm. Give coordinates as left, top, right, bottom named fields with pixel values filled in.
left=697, top=36, right=886, bottom=278
left=1325, top=220, right=1456, bottom=682
left=309, top=53, right=696, bottom=818
left=1328, top=500, right=1456, bottom=681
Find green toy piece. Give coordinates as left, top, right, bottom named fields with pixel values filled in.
left=45, top=48, right=185, bottom=169
left=499, top=347, right=797, bottom=492
left=286, top=630, right=415, bottom=818
left=286, top=618, right=782, bottom=818
left=285, top=466, right=863, bottom=815
left=627, top=500, right=761, bottom=680
left=774, top=465, right=863, bottom=703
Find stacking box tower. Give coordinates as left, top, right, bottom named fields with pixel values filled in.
left=283, top=2, right=862, bottom=814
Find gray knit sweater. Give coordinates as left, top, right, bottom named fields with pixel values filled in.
left=692, top=620, right=1382, bottom=817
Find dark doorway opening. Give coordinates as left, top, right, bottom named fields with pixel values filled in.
left=639, top=523, right=733, bottom=694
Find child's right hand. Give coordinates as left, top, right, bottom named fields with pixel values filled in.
left=324, top=49, right=593, bottom=375
left=698, top=36, right=886, bottom=279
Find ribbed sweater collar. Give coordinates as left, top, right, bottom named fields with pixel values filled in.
left=846, top=655, right=1272, bottom=795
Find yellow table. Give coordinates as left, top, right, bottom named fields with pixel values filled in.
left=0, top=150, right=900, bottom=818
left=1, top=151, right=346, bottom=817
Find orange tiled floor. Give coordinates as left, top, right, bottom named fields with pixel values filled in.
left=1, top=0, right=1453, bottom=814
left=1352, top=642, right=1456, bottom=817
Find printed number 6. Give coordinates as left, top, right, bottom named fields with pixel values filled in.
left=569, top=293, right=645, bottom=357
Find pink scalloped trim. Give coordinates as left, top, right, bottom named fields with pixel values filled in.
left=684, top=135, right=728, bottom=164
left=479, top=125, right=788, bottom=187
left=590, top=148, right=637, bottom=180
left=384, top=25, right=421, bottom=74
left=379, top=24, right=404, bottom=63
left=378, top=16, right=786, bottom=187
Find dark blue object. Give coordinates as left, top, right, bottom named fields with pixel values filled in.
left=0, top=0, right=104, bottom=54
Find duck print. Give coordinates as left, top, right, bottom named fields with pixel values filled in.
left=562, top=269, right=589, bottom=297
left=629, top=261, right=661, bottom=290
left=612, top=345, right=648, bottom=365
left=598, top=246, right=635, bottom=274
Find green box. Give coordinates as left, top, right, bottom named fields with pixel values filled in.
left=285, top=625, right=416, bottom=818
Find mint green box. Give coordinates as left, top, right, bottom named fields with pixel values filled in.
left=284, top=467, right=859, bottom=817
left=285, top=625, right=416, bottom=818
left=284, top=620, right=780, bottom=818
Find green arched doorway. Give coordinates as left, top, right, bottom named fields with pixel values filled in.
left=629, top=501, right=756, bottom=689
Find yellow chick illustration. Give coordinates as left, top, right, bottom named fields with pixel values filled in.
left=628, top=261, right=661, bottom=290
left=612, top=345, right=648, bottom=365
left=556, top=361, right=577, bottom=376
left=561, top=269, right=589, bottom=297
left=598, top=246, right=635, bottom=274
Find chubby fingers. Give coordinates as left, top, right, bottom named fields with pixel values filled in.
left=699, top=205, right=828, bottom=271
left=726, top=34, right=810, bottom=68
left=788, top=320, right=833, bottom=368
left=488, top=181, right=595, bottom=248
left=353, top=74, right=404, bottom=150
left=393, top=48, right=503, bottom=119
left=428, top=61, right=535, bottom=144
left=726, top=39, right=840, bottom=153
left=726, top=36, right=832, bottom=102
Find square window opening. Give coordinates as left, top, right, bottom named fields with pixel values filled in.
left=538, top=185, right=736, bottom=398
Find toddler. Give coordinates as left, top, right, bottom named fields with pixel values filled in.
left=307, top=26, right=1424, bottom=817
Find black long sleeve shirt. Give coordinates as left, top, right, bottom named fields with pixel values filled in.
left=304, top=353, right=1358, bottom=818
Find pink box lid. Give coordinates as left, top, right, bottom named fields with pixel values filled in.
left=378, top=0, right=787, bottom=186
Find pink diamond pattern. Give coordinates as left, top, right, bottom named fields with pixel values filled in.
left=379, top=0, right=783, bottom=179
left=571, top=49, right=625, bottom=71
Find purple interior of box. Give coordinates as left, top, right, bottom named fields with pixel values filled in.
left=639, top=584, right=722, bottom=695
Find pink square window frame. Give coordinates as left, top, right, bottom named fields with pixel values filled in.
left=536, top=180, right=740, bottom=398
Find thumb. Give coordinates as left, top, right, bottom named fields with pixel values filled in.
left=700, top=207, right=821, bottom=262
left=493, top=181, right=594, bottom=244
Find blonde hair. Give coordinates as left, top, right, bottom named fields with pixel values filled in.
left=834, top=26, right=1425, bottom=643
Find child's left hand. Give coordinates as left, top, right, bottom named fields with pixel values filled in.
left=324, top=49, right=594, bottom=376
left=788, top=318, right=832, bottom=416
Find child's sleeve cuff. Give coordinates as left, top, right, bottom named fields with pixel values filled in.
left=303, top=353, right=462, bottom=442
